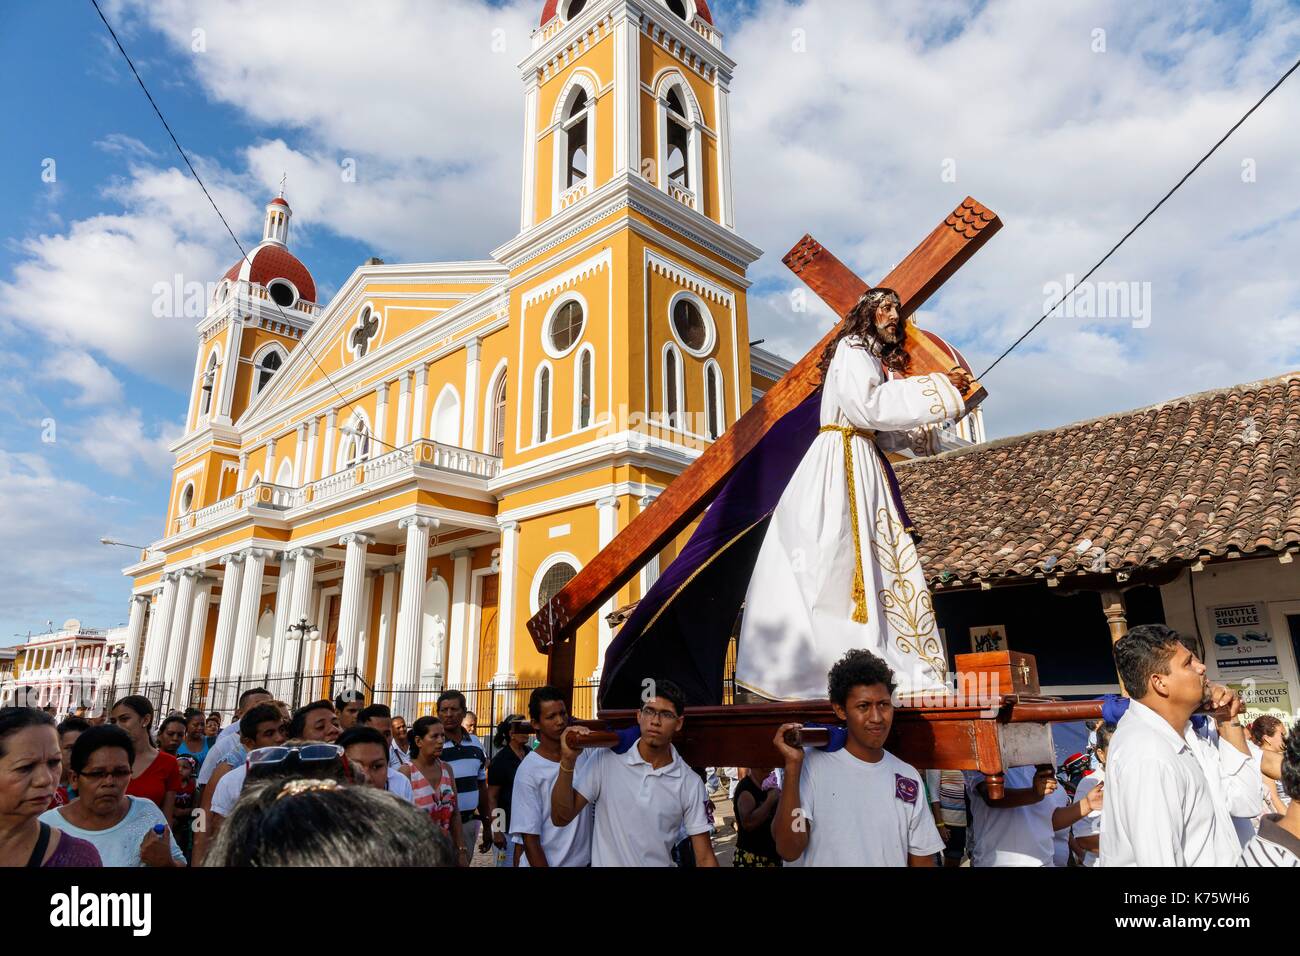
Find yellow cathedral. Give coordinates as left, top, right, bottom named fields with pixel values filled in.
left=118, top=0, right=776, bottom=720
left=120, top=0, right=983, bottom=721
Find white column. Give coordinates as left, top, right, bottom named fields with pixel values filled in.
left=374, top=384, right=389, bottom=451
left=142, top=574, right=180, bottom=687
left=614, top=13, right=640, bottom=175
left=122, top=594, right=149, bottom=679
left=410, top=366, right=428, bottom=442
left=321, top=410, right=337, bottom=476
left=594, top=497, right=621, bottom=677
left=394, top=373, right=411, bottom=447
left=373, top=565, right=400, bottom=694
left=462, top=340, right=481, bottom=451
left=236, top=452, right=248, bottom=489
left=284, top=548, right=320, bottom=647
left=214, top=313, right=244, bottom=425
left=292, top=424, right=307, bottom=486
left=268, top=552, right=296, bottom=675
left=393, top=516, right=437, bottom=715
left=303, top=419, right=319, bottom=485
left=336, top=532, right=375, bottom=675
left=494, top=520, right=521, bottom=685
left=264, top=438, right=277, bottom=486
left=637, top=493, right=661, bottom=595
left=520, top=77, right=539, bottom=230
left=178, top=576, right=214, bottom=705
left=231, top=548, right=272, bottom=680
left=208, top=553, right=246, bottom=682
left=447, top=548, right=473, bottom=688
left=163, top=570, right=201, bottom=697
left=716, top=73, right=735, bottom=229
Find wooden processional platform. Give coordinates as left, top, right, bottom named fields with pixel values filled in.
left=527, top=198, right=1106, bottom=799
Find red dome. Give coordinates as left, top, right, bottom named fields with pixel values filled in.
left=542, top=0, right=711, bottom=27
left=269, top=196, right=289, bottom=207
left=919, top=329, right=973, bottom=375
left=224, top=243, right=316, bottom=303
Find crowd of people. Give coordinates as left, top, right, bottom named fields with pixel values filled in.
left=1, top=623, right=1296, bottom=868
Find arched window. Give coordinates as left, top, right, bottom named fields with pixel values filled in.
left=531, top=554, right=581, bottom=614
left=431, top=386, right=461, bottom=446
left=577, top=346, right=593, bottom=429
left=705, top=361, right=723, bottom=440
left=563, top=0, right=588, bottom=18
left=663, top=345, right=683, bottom=429
left=665, top=87, right=690, bottom=188
left=535, top=365, right=552, bottom=443
left=340, top=415, right=371, bottom=469
left=255, top=348, right=284, bottom=394
left=490, top=370, right=507, bottom=457
left=665, top=0, right=689, bottom=19
left=199, top=352, right=219, bottom=417
left=275, top=457, right=294, bottom=486
left=562, top=89, right=590, bottom=190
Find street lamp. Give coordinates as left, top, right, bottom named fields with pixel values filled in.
left=286, top=618, right=320, bottom=710
left=100, top=537, right=146, bottom=550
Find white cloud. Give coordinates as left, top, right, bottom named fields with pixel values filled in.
left=0, top=451, right=145, bottom=634
left=41, top=350, right=125, bottom=406
left=70, top=407, right=179, bottom=477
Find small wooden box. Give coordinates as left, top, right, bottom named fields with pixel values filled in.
left=955, top=650, right=1040, bottom=698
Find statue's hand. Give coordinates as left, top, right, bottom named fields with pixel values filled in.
left=943, top=367, right=973, bottom=396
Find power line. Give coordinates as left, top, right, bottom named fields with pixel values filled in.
left=89, top=0, right=404, bottom=456
left=977, top=52, right=1300, bottom=381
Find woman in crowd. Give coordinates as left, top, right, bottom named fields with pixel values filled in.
left=1251, top=715, right=1290, bottom=816
left=54, top=716, right=90, bottom=808
left=158, top=714, right=186, bottom=756
left=0, top=708, right=101, bottom=867
left=204, top=776, right=452, bottom=867
left=204, top=713, right=221, bottom=748
left=487, top=714, right=529, bottom=867
left=400, top=715, right=465, bottom=865
left=1070, top=722, right=1112, bottom=867
left=178, top=708, right=210, bottom=765
left=110, top=695, right=180, bottom=826
left=38, top=725, right=184, bottom=867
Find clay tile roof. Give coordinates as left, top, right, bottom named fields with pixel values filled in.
left=897, top=372, right=1300, bottom=587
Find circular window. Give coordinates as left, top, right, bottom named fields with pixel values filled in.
left=267, top=280, right=296, bottom=308
left=563, top=0, right=588, bottom=19
left=179, top=482, right=195, bottom=514
left=671, top=297, right=712, bottom=355
left=666, top=0, right=689, bottom=20
left=547, top=300, right=585, bottom=355
left=538, top=561, right=578, bottom=608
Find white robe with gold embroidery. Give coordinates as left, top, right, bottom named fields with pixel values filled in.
left=735, top=336, right=963, bottom=701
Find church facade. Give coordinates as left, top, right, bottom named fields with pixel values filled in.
left=119, top=0, right=981, bottom=719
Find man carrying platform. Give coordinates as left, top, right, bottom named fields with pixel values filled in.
left=772, top=649, right=944, bottom=866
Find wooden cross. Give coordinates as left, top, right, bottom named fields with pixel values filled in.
left=529, top=197, right=1001, bottom=684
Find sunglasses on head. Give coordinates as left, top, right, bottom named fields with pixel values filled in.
left=247, top=743, right=344, bottom=769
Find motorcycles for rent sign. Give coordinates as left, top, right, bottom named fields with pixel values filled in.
left=1208, top=602, right=1280, bottom=672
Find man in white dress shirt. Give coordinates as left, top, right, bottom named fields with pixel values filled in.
left=1102, top=624, right=1262, bottom=866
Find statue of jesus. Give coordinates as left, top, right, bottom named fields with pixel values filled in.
left=735, top=287, right=972, bottom=701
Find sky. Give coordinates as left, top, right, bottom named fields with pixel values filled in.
left=1, top=0, right=1298, bottom=641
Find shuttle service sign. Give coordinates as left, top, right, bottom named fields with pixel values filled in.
left=1209, top=602, right=1279, bottom=672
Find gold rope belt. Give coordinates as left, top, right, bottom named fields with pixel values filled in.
left=819, top=424, right=877, bottom=624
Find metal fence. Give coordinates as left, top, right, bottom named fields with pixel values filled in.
left=97, top=681, right=174, bottom=720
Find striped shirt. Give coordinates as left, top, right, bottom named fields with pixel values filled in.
left=441, top=730, right=487, bottom=817
left=1239, top=814, right=1300, bottom=867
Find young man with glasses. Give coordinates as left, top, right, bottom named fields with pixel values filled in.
left=551, top=679, right=716, bottom=867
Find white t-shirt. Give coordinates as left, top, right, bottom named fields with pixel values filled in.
left=573, top=743, right=709, bottom=867
left=1101, top=701, right=1260, bottom=867
left=510, top=749, right=594, bottom=867
left=964, top=765, right=1056, bottom=867
left=197, top=723, right=242, bottom=786
left=1074, top=769, right=1104, bottom=867
left=210, top=763, right=248, bottom=818
left=40, top=795, right=186, bottom=867
left=386, top=767, right=414, bottom=803
left=787, top=747, right=944, bottom=867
